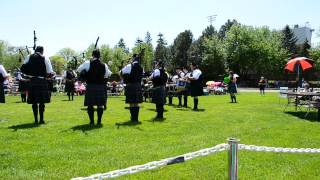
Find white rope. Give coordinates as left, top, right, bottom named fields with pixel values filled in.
left=71, top=143, right=229, bottom=180
left=238, top=144, right=320, bottom=153
left=72, top=143, right=320, bottom=180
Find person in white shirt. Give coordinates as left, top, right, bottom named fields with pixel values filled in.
left=77, top=49, right=112, bottom=125
left=188, top=62, right=203, bottom=110
left=150, top=61, right=167, bottom=119
left=0, top=64, right=9, bottom=103
left=120, top=54, right=144, bottom=123
left=20, top=46, right=54, bottom=124
left=182, top=66, right=191, bottom=107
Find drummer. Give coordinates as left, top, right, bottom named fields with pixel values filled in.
left=182, top=66, right=191, bottom=107
left=175, top=67, right=185, bottom=107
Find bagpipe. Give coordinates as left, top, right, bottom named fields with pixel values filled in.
left=19, top=31, right=55, bottom=81
left=78, top=37, right=100, bottom=82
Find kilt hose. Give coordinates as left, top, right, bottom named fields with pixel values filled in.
left=0, top=83, right=4, bottom=103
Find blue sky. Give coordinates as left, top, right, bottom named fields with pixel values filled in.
left=0, top=0, right=319, bottom=56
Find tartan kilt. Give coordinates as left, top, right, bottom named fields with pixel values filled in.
left=0, top=84, right=5, bottom=103
left=18, top=80, right=29, bottom=92
left=190, top=84, right=203, bottom=97
left=228, top=83, right=237, bottom=94
left=84, top=84, right=106, bottom=106
left=65, top=80, right=75, bottom=92
left=151, top=86, right=166, bottom=104
left=125, top=83, right=143, bottom=104
left=27, top=78, right=51, bottom=104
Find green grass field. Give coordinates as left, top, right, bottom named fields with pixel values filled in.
left=1, top=93, right=320, bottom=180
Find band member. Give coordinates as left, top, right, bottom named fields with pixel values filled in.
left=0, top=64, right=9, bottom=103
left=175, top=67, right=185, bottom=106
left=120, top=55, right=143, bottom=122
left=20, top=46, right=54, bottom=124
left=17, top=71, right=29, bottom=102
left=188, top=62, right=203, bottom=110
left=77, top=49, right=112, bottom=125
left=166, top=72, right=174, bottom=105
left=258, top=76, right=266, bottom=96
left=182, top=66, right=191, bottom=107
left=150, top=61, right=168, bottom=119
left=228, top=71, right=238, bottom=103
left=64, top=66, right=77, bottom=101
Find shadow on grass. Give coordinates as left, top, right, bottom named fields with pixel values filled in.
left=61, top=99, right=73, bottom=102
left=285, top=111, right=320, bottom=122
left=71, top=124, right=103, bottom=133
left=147, top=117, right=167, bottom=123
left=15, top=101, right=25, bottom=103
left=8, top=123, right=39, bottom=131
left=146, top=108, right=168, bottom=112
left=176, top=108, right=206, bottom=112
left=115, top=121, right=143, bottom=130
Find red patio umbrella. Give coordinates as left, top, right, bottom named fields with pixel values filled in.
left=285, top=57, right=314, bottom=88
left=285, top=57, right=314, bottom=72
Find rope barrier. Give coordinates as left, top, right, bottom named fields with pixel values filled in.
left=72, top=140, right=320, bottom=180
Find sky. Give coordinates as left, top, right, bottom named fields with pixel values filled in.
left=0, top=0, right=319, bottom=56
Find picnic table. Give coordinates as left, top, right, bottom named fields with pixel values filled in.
left=283, top=91, right=320, bottom=120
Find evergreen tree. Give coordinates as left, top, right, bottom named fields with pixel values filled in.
left=202, top=25, right=217, bottom=38
left=154, top=33, right=167, bottom=61
left=171, top=30, right=193, bottom=67
left=218, top=19, right=238, bottom=39
left=117, top=38, right=128, bottom=53
left=300, top=39, right=311, bottom=57
left=145, top=31, right=152, bottom=45
left=282, top=25, right=298, bottom=55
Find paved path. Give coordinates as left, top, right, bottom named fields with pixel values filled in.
left=237, top=88, right=279, bottom=93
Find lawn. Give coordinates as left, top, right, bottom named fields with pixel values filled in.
left=1, top=93, right=320, bottom=180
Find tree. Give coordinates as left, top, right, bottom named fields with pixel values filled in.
left=218, top=19, right=239, bottom=39
left=299, top=39, right=311, bottom=57
left=201, top=35, right=226, bottom=81
left=154, top=33, right=168, bottom=62
left=145, top=31, right=152, bottom=45
left=132, top=41, right=154, bottom=72
left=224, top=24, right=288, bottom=79
left=202, top=25, right=217, bottom=38
left=49, top=55, right=67, bottom=75
left=310, top=47, right=320, bottom=71
left=0, top=41, right=21, bottom=72
left=117, top=38, right=128, bottom=53
left=282, top=25, right=298, bottom=55
left=100, top=44, right=113, bottom=64
left=58, top=48, right=77, bottom=62
left=171, top=30, right=193, bottom=67
left=187, top=25, right=217, bottom=68
left=112, top=47, right=130, bottom=72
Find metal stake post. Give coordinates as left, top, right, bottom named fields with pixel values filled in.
left=228, top=138, right=239, bottom=180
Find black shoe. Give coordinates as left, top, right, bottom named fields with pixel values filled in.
left=39, top=121, right=45, bottom=124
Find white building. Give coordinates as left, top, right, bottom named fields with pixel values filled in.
left=292, top=24, right=314, bottom=46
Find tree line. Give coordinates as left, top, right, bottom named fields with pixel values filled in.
left=1, top=19, right=320, bottom=83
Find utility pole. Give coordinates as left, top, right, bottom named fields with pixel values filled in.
left=207, top=14, right=217, bottom=26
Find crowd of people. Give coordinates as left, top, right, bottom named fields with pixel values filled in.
left=0, top=46, right=245, bottom=126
